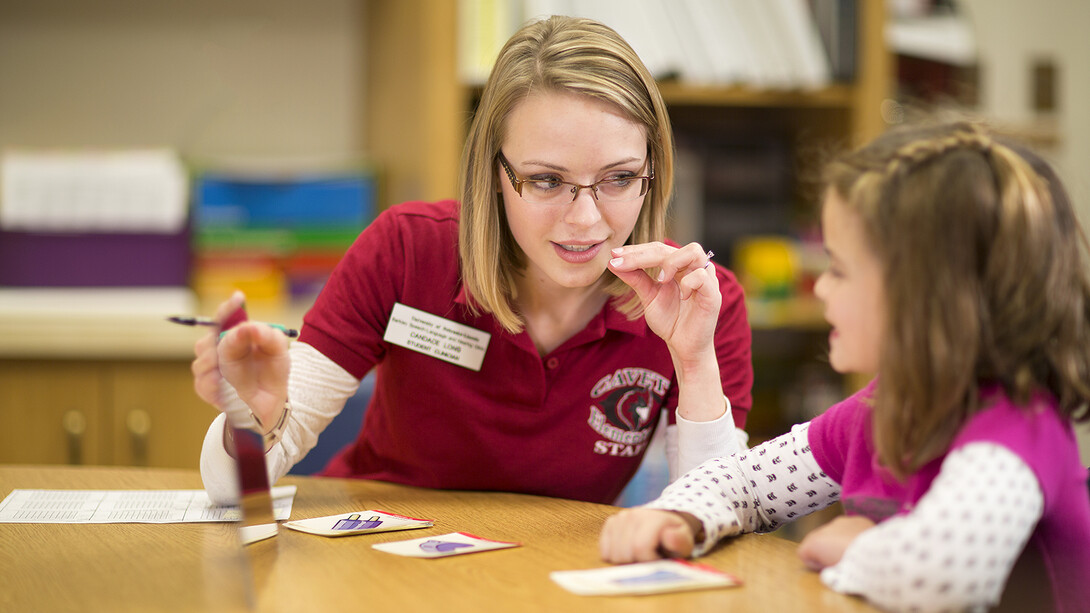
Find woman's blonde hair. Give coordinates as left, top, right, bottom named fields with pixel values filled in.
left=824, top=121, right=1090, bottom=477
left=458, top=15, right=675, bottom=333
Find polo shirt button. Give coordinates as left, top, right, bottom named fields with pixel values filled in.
left=546, top=357, right=560, bottom=369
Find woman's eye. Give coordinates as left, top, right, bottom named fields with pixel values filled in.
left=528, top=177, right=563, bottom=191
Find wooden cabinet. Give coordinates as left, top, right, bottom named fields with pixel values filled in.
left=0, top=290, right=308, bottom=469
left=0, top=361, right=104, bottom=466
left=0, top=359, right=211, bottom=469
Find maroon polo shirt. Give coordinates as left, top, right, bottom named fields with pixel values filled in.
left=301, top=200, right=752, bottom=503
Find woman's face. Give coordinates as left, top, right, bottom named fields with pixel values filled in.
left=499, top=90, right=649, bottom=295
left=813, top=190, right=886, bottom=375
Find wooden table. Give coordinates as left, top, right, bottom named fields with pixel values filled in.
left=0, top=465, right=875, bottom=612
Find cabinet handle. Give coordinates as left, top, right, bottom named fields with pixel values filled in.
left=127, top=409, right=151, bottom=467
left=62, top=410, right=86, bottom=465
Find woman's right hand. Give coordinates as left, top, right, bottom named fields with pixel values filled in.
left=599, top=508, right=702, bottom=564
left=191, top=291, right=291, bottom=427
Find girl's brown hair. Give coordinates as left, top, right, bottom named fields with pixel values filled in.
left=458, top=15, right=674, bottom=333
left=824, top=121, right=1090, bottom=477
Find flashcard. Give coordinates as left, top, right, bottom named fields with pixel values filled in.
left=550, top=559, right=741, bottom=596
left=283, top=510, right=433, bottom=537
left=371, top=531, right=520, bottom=558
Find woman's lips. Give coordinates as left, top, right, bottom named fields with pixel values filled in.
left=552, top=241, right=602, bottom=264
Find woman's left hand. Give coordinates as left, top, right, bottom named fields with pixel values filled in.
left=608, top=242, right=720, bottom=362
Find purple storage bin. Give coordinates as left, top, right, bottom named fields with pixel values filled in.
left=0, top=229, right=191, bottom=287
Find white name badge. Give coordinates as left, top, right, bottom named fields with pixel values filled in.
left=383, top=303, right=491, bottom=371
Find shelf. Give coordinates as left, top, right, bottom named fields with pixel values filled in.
left=746, top=296, right=829, bottom=331
left=0, top=288, right=308, bottom=360
left=657, top=82, right=855, bottom=109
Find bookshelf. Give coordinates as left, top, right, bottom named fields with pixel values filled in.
left=362, top=0, right=891, bottom=438
left=363, top=1, right=888, bottom=202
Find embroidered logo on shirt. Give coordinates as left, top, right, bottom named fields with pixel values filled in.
left=587, top=368, right=668, bottom=457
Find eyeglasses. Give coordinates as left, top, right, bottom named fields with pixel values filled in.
left=497, top=151, right=654, bottom=205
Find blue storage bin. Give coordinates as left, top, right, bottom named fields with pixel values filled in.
left=196, top=172, right=375, bottom=228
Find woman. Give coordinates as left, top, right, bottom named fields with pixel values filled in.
left=194, top=15, right=753, bottom=505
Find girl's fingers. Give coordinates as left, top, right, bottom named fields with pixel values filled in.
left=600, top=510, right=686, bottom=564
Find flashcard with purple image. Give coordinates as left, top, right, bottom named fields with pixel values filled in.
left=550, top=559, right=741, bottom=596
left=283, top=510, right=433, bottom=537
left=371, top=531, right=520, bottom=558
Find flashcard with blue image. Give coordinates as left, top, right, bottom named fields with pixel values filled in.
left=371, top=531, right=520, bottom=558
left=550, top=559, right=741, bottom=596
left=283, top=510, right=433, bottom=537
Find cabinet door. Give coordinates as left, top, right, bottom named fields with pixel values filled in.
left=107, top=361, right=213, bottom=469
left=0, top=361, right=106, bottom=465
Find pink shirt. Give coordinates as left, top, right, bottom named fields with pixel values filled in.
left=299, top=200, right=753, bottom=503
left=809, top=381, right=1090, bottom=611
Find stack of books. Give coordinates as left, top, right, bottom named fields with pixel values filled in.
left=459, top=0, right=857, bottom=89
left=191, top=164, right=376, bottom=308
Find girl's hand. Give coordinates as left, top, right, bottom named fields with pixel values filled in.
left=599, top=508, right=702, bottom=564
left=190, top=291, right=290, bottom=427
left=608, top=242, right=720, bottom=363
left=797, top=515, right=876, bottom=571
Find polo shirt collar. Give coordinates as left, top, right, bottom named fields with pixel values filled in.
left=454, top=282, right=471, bottom=306
left=602, top=297, right=651, bottom=336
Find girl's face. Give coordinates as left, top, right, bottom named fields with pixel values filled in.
left=499, top=90, right=649, bottom=295
left=813, top=190, right=886, bottom=375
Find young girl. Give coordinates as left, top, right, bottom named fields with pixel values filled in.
left=599, top=121, right=1090, bottom=612
left=192, top=16, right=753, bottom=507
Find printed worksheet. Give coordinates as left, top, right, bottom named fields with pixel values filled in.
left=0, top=486, right=295, bottom=523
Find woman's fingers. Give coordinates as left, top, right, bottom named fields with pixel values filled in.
left=213, top=290, right=246, bottom=325
left=610, top=242, right=714, bottom=288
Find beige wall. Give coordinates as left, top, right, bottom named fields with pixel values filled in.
left=0, top=0, right=365, bottom=160
left=958, top=0, right=1090, bottom=466
left=960, top=0, right=1090, bottom=224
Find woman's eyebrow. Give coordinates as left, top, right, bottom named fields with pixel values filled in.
left=517, top=155, right=645, bottom=173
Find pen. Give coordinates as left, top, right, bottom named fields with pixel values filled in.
left=166, top=315, right=299, bottom=338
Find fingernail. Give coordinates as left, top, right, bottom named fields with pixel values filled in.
left=611, top=247, right=624, bottom=256
left=656, top=270, right=665, bottom=283
left=609, top=257, right=623, bottom=267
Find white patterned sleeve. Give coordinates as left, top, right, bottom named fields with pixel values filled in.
left=644, top=421, right=841, bottom=556
left=820, top=443, right=1043, bottom=613
left=666, top=396, right=751, bottom=481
